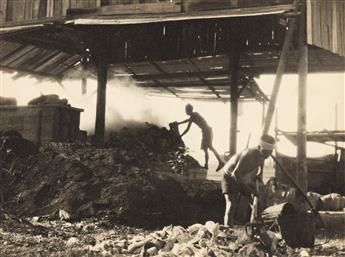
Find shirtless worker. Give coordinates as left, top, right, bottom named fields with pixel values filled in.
left=220, top=134, right=275, bottom=227
left=177, top=104, right=225, bottom=171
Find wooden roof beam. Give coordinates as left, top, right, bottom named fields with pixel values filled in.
left=237, top=75, right=254, bottom=96
left=187, top=58, right=222, bottom=100
left=122, top=62, right=181, bottom=99
left=153, top=79, right=182, bottom=99
left=0, top=65, right=62, bottom=81
left=3, top=34, right=78, bottom=54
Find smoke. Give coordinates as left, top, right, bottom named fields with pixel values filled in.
left=0, top=70, right=183, bottom=135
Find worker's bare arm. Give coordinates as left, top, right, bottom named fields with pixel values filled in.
left=177, top=119, right=190, bottom=125
left=180, top=121, right=192, bottom=137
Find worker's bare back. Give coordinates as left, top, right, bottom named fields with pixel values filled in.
left=190, top=112, right=210, bottom=131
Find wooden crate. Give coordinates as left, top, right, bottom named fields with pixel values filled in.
left=0, top=105, right=83, bottom=144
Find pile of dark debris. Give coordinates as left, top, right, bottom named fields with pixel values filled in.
left=0, top=123, right=219, bottom=229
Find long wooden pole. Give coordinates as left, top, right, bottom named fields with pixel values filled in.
left=297, top=0, right=308, bottom=193
left=262, top=5, right=298, bottom=135
left=272, top=155, right=326, bottom=228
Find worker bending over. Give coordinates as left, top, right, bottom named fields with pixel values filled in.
left=177, top=104, right=225, bottom=171
left=220, top=134, right=275, bottom=226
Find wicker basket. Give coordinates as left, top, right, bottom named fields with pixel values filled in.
left=277, top=213, right=316, bottom=248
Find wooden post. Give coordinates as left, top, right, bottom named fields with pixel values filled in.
left=261, top=100, right=266, bottom=127
left=82, top=76, right=87, bottom=95
left=1, top=0, right=7, bottom=24
left=297, top=0, right=308, bottom=193
left=81, top=56, right=87, bottom=95
left=95, top=60, right=107, bottom=145
left=262, top=11, right=297, bottom=135
left=229, top=30, right=240, bottom=156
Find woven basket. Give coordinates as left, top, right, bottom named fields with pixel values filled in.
left=277, top=213, right=316, bottom=248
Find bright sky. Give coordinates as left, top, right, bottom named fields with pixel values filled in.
left=0, top=71, right=344, bottom=162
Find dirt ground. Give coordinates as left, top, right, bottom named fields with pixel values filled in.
left=0, top=214, right=344, bottom=257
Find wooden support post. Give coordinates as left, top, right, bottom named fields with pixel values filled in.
left=261, top=100, right=266, bottom=127
left=229, top=30, right=240, bottom=156
left=82, top=76, right=87, bottom=95
left=262, top=12, right=297, bottom=135
left=81, top=57, right=87, bottom=95
left=95, top=60, right=108, bottom=145
left=1, top=0, right=7, bottom=24
left=297, top=0, right=308, bottom=193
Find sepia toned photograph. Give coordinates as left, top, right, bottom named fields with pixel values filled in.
left=0, top=0, right=344, bottom=256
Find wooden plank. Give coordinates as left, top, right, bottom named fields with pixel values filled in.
left=54, top=0, right=63, bottom=16
left=32, top=0, right=40, bottom=19
left=182, top=0, right=236, bottom=12
left=47, top=0, right=54, bottom=17
left=338, top=0, right=345, bottom=56
left=24, top=0, right=33, bottom=20
left=99, top=2, right=181, bottom=15
left=95, top=0, right=101, bottom=8
left=0, top=0, right=8, bottom=24
left=76, top=4, right=293, bottom=25
left=76, top=0, right=82, bottom=9
left=70, top=0, right=77, bottom=9
left=12, top=0, right=26, bottom=22
left=62, top=0, right=70, bottom=16
left=332, top=0, right=337, bottom=54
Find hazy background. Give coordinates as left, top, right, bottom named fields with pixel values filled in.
left=1, top=71, right=344, bottom=179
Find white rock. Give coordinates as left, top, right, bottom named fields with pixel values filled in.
left=299, top=249, right=311, bottom=257
left=217, top=231, right=227, bottom=238
left=147, top=246, right=158, bottom=256
left=59, top=209, right=71, bottom=221
left=66, top=237, right=80, bottom=247
left=157, top=251, right=177, bottom=257
left=204, top=221, right=220, bottom=237
left=187, top=223, right=203, bottom=234
left=161, top=239, right=175, bottom=252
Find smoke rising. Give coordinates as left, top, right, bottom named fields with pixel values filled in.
left=0, top=71, right=168, bottom=135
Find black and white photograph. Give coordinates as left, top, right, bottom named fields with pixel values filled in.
left=0, top=0, right=344, bottom=256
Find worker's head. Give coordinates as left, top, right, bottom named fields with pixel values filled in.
left=259, top=134, right=275, bottom=158
left=185, top=104, right=193, bottom=115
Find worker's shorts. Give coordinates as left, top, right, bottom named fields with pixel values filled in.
left=201, top=127, right=213, bottom=150
left=221, top=173, right=242, bottom=195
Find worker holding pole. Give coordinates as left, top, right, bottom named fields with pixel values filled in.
left=219, top=134, right=276, bottom=227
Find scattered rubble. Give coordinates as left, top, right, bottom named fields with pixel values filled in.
left=0, top=215, right=343, bottom=257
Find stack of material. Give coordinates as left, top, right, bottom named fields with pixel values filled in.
left=28, top=94, right=69, bottom=106
left=0, top=123, right=221, bottom=227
